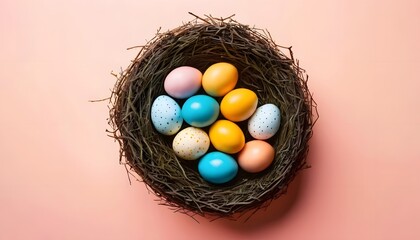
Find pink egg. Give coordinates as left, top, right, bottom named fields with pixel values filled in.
left=164, top=66, right=202, bottom=99
left=237, top=140, right=275, bottom=173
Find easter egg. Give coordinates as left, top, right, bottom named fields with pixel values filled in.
left=198, top=151, right=238, bottom=184
left=209, top=120, right=245, bottom=154
left=202, top=62, right=238, bottom=97
left=172, top=127, right=210, bottom=160
left=248, top=104, right=281, bottom=140
left=151, top=95, right=183, bottom=135
left=164, top=66, right=202, bottom=99
left=220, top=88, right=258, bottom=122
left=181, top=95, right=219, bottom=127
left=237, top=140, right=275, bottom=173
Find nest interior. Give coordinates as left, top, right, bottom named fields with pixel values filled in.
left=109, top=14, right=316, bottom=219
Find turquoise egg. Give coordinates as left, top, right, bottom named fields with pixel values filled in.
left=181, top=95, right=219, bottom=127
left=198, top=151, right=238, bottom=184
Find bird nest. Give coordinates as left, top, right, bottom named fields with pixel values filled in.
left=109, top=14, right=317, bottom=220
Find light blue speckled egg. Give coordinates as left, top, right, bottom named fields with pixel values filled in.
left=151, top=95, right=183, bottom=135
left=198, top=151, right=238, bottom=184
left=248, top=103, right=281, bottom=140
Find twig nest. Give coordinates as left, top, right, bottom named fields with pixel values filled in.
left=109, top=14, right=317, bottom=219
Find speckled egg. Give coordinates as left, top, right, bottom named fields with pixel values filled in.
left=172, top=127, right=210, bottom=160
left=248, top=104, right=281, bottom=140
left=198, top=151, right=238, bottom=184
left=151, top=95, right=183, bottom=135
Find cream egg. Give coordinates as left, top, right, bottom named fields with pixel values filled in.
left=172, top=127, right=210, bottom=160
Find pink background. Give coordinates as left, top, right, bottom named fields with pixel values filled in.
left=1, top=0, right=419, bottom=239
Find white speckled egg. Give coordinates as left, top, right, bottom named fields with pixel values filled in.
left=248, top=104, right=281, bottom=140
left=172, top=127, right=210, bottom=160
left=151, top=95, right=183, bottom=135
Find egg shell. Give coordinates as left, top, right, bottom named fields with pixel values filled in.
left=151, top=95, right=183, bottom=135
left=238, top=140, right=275, bottom=173
left=172, top=127, right=210, bottom=160
left=248, top=104, right=281, bottom=140
left=181, top=95, right=219, bottom=127
left=202, top=62, right=238, bottom=97
left=198, top=151, right=238, bottom=184
left=209, top=120, right=245, bottom=154
left=164, top=66, right=202, bottom=99
left=220, top=88, right=258, bottom=122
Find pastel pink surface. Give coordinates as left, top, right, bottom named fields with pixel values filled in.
left=164, top=66, right=202, bottom=99
left=1, top=0, right=420, bottom=240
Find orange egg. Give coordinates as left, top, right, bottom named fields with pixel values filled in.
left=209, top=120, right=245, bottom=154
left=220, top=88, right=258, bottom=122
left=237, top=140, right=275, bottom=173
left=202, top=62, right=238, bottom=97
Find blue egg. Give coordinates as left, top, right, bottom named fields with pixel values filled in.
left=151, top=95, right=183, bottom=135
left=198, top=151, right=238, bottom=184
left=181, top=95, right=219, bottom=127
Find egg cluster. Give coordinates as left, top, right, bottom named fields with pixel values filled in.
left=151, top=63, right=281, bottom=184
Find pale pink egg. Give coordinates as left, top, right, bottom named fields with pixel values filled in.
left=164, top=66, right=202, bottom=99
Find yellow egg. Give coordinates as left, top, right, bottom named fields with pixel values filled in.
left=209, top=120, right=245, bottom=154
left=202, top=62, right=238, bottom=97
left=220, top=88, right=258, bottom=122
